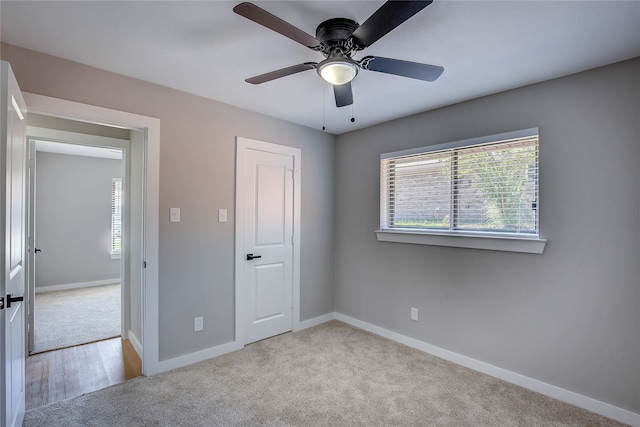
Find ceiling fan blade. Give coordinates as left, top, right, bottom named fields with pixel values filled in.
left=245, top=63, right=317, bottom=85
left=333, top=82, right=353, bottom=107
left=351, top=1, right=432, bottom=49
left=361, top=56, right=443, bottom=82
left=233, top=2, right=321, bottom=49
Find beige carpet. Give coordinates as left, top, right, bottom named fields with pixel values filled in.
left=24, top=321, right=624, bottom=426
left=34, top=284, right=121, bottom=353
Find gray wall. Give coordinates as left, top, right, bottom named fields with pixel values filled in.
left=334, top=58, right=640, bottom=413
left=35, top=152, right=122, bottom=287
left=0, top=43, right=336, bottom=361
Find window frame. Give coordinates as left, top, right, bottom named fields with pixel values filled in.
left=111, top=177, right=122, bottom=259
left=377, top=128, right=546, bottom=254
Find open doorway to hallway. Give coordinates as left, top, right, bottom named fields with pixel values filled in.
left=24, top=113, right=144, bottom=409
left=31, top=139, right=123, bottom=354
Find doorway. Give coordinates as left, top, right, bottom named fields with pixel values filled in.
left=23, top=91, right=161, bottom=378
left=24, top=116, right=142, bottom=408
left=2, top=88, right=160, bottom=419
left=29, top=134, right=125, bottom=354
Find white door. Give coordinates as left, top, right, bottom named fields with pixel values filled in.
left=236, top=137, right=300, bottom=345
left=1, top=61, right=27, bottom=427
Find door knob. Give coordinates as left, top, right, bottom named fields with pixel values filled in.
left=6, top=294, right=24, bottom=308
left=246, top=254, right=262, bottom=261
left=34, top=248, right=42, bottom=253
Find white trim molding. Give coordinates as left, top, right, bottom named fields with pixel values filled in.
left=149, top=312, right=335, bottom=376
left=335, top=313, right=639, bottom=426
left=376, top=229, right=547, bottom=254
left=24, top=93, right=161, bottom=377
left=155, top=341, right=242, bottom=374
left=295, top=312, right=336, bottom=331
left=126, top=330, right=143, bottom=360
left=35, top=278, right=120, bottom=294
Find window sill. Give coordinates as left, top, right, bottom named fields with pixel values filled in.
left=375, top=229, right=547, bottom=254
left=110, top=252, right=121, bottom=260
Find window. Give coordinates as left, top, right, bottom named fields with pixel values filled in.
left=378, top=128, right=546, bottom=253
left=111, top=178, right=122, bottom=257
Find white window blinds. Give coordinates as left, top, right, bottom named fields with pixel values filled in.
left=381, top=129, right=539, bottom=236
left=111, top=178, right=122, bottom=254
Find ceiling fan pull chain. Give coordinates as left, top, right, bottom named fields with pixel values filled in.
left=322, top=85, right=326, bottom=131
left=351, top=81, right=356, bottom=123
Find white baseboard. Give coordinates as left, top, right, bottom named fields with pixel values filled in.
left=137, top=311, right=639, bottom=425
left=295, top=312, right=336, bottom=331
left=126, top=330, right=143, bottom=360
left=147, top=313, right=338, bottom=376
left=335, top=313, right=640, bottom=427
left=149, top=340, right=243, bottom=376
left=149, top=312, right=338, bottom=376
left=35, top=278, right=120, bottom=293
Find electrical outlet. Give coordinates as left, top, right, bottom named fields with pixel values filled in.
left=194, top=316, right=204, bottom=332
left=410, top=307, right=419, bottom=321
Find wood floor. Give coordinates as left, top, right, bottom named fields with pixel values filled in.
left=25, top=338, right=142, bottom=410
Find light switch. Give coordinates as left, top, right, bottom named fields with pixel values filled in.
left=218, top=208, right=227, bottom=223
left=194, top=316, right=203, bottom=332
left=170, top=208, right=180, bottom=223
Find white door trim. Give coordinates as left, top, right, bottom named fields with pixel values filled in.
left=235, top=136, right=301, bottom=346
left=26, top=140, right=35, bottom=355
left=22, top=93, right=161, bottom=376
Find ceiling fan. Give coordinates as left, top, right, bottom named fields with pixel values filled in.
left=233, top=1, right=444, bottom=108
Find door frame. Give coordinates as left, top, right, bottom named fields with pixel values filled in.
left=234, top=136, right=301, bottom=346
left=26, top=140, right=35, bottom=354
left=23, top=93, right=162, bottom=376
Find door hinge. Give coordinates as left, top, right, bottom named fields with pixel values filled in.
left=0, top=297, right=4, bottom=310
left=143, top=261, right=147, bottom=268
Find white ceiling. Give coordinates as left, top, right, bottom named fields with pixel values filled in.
left=2, top=1, right=639, bottom=134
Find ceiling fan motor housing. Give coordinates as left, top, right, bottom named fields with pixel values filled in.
left=315, top=18, right=359, bottom=57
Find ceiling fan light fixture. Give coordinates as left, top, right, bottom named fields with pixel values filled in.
left=317, top=56, right=358, bottom=86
